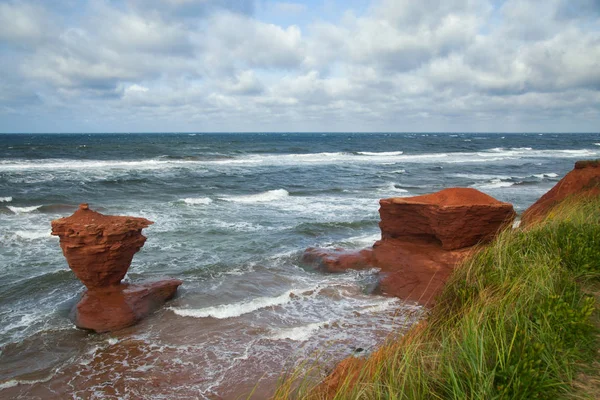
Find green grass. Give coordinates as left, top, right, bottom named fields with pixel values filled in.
left=272, top=197, right=600, bottom=400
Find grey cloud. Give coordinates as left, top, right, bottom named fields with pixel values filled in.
left=0, top=0, right=599, bottom=133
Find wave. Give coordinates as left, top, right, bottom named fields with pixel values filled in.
left=356, top=151, right=403, bottom=156
left=270, top=321, right=329, bottom=341
left=0, top=197, right=12, bottom=202
left=474, top=179, right=516, bottom=189
left=0, top=147, right=598, bottom=172
left=182, top=197, right=213, bottom=205
left=595, top=143, right=600, bottom=146
left=0, top=374, right=55, bottom=390
left=533, top=173, right=558, bottom=179
left=7, top=205, right=42, bottom=214
left=14, top=230, right=53, bottom=240
left=222, top=189, right=289, bottom=203
left=169, top=287, right=315, bottom=319
left=380, top=183, right=409, bottom=194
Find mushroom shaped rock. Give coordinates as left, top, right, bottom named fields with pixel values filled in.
left=51, top=203, right=153, bottom=289
left=51, top=204, right=182, bottom=332
left=379, top=188, right=516, bottom=250
left=521, top=160, right=600, bottom=226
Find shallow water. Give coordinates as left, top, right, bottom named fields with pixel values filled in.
left=1, top=132, right=599, bottom=398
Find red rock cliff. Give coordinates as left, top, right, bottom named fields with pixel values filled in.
left=521, top=160, right=600, bottom=225
left=379, top=188, right=515, bottom=250
left=303, top=188, right=515, bottom=305
left=52, top=204, right=182, bottom=332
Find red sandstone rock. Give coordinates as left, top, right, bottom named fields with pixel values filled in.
left=73, top=280, right=182, bottom=333
left=379, top=188, right=516, bottom=250
left=51, top=203, right=153, bottom=289
left=302, top=188, right=514, bottom=306
left=521, top=160, right=600, bottom=225
left=302, top=247, right=375, bottom=273
left=51, top=204, right=182, bottom=332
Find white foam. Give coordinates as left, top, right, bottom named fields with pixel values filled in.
left=0, top=374, right=54, bottom=390
left=1, top=147, right=598, bottom=173
left=223, top=189, right=289, bottom=203
left=182, top=197, right=213, bottom=205
left=380, top=183, right=409, bottom=194
left=0, top=196, right=12, bottom=202
left=357, top=151, right=403, bottom=156
left=270, top=321, right=329, bottom=341
left=391, top=169, right=406, bottom=174
left=533, top=173, right=559, bottom=179
left=474, top=179, right=515, bottom=189
left=359, top=298, right=401, bottom=313
left=170, top=287, right=314, bottom=319
left=14, top=230, right=52, bottom=240
left=595, top=143, right=600, bottom=146
left=7, top=205, right=42, bottom=214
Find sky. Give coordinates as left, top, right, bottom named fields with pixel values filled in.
left=0, top=0, right=599, bottom=133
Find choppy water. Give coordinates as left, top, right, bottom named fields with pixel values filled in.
left=1, top=132, right=599, bottom=399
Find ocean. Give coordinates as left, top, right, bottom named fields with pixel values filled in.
left=1, top=132, right=599, bottom=399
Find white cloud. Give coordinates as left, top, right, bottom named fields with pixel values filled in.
left=0, top=0, right=599, bottom=132
left=272, top=2, right=307, bottom=14
left=0, top=1, right=54, bottom=44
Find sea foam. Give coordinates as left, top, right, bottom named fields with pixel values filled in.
left=474, top=179, right=516, bottom=189
left=223, top=189, right=289, bottom=203
left=0, top=196, right=12, bottom=202
left=270, top=321, right=329, bottom=341
left=14, top=230, right=52, bottom=240
left=169, top=287, right=314, bottom=319
left=356, top=151, right=403, bottom=156
left=182, top=197, right=213, bottom=205
left=7, top=205, right=42, bottom=214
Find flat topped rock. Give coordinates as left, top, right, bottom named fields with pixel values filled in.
left=51, top=204, right=154, bottom=289
left=389, top=188, right=509, bottom=207
left=52, top=203, right=153, bottom=237
left=380, top=188, right=515, bottom=250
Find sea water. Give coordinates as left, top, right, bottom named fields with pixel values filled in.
left=1, top=132, right=599, bottom=398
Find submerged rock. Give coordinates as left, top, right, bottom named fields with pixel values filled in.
left=521, top=159, right=600, bottom=225
left=52, top=204, right=182, bottom=332
left=303, top=188, right=515, bottom=306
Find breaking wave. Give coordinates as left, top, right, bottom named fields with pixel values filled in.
left=169, top=287, right=316, bottom=319
left=222, top=189, right=289, bottom=204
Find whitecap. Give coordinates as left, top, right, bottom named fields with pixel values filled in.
left=223, top=189, right=289, bottom=203
left=474, top=179, right=515, bottom=189
left=14, top=230, right=52, bottom=240
left=595, top=143, right=600, bottom=146
left=169, top=287, right=315, bottom=319
left=7, top=205, right=42, bottom=214
left=391, top=169, right=406, bottom=174
left=0, top=374, right=54, bottom=390
left=533, top=173, right=559, bottom=179
left=182, top=197, right=213, bottom=205
left=0, top=196, right=12, bottom=202
left=270, top=321, right=329, bottom=341
left=357, top=151, right=403, bottom=156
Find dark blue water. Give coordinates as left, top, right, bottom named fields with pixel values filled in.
left=1, top=132, right=599, bottom=398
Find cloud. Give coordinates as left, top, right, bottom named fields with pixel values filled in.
left=272, top=2, right=307, bottom=14
left=0, top=0, right=598, bottom=132
left=0, top=1, right=56, bottom=45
